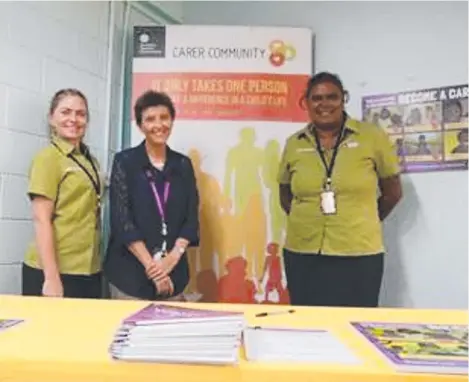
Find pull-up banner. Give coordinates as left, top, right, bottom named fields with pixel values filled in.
left=132, top=25, right=313, bottom=304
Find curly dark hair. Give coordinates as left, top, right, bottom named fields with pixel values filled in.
left=134, top=90, right=176, bottom=126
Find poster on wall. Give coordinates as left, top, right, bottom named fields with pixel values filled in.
left=362, top=84, right=468, bottom=173
left=132, top=25, right=313, bottom=304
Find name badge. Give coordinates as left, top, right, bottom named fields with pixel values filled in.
left=320, top=190, right=337, bottom=215
left=152, top=241, right=167, bottom=261
left=153, top=250, right=165, bottom=261
left=345, top=141, right=359, bottom=148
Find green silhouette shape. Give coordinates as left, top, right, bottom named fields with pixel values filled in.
left=263, top=139, right=286, bottom=244
left=224, top=127, right=267, bottom=282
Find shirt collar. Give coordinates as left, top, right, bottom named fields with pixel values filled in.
left=51, top=134, right=89, bottom=156
left=297, top=113, right=359, bottom=140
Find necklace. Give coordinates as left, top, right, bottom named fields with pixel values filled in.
left=150, top=157, right=165, bottom=170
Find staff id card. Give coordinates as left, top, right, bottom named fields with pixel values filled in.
left=312, top=124, right=345, bottom=217
left=320, top=190, right=337, bottom=215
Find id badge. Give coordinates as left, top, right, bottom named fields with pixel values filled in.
left=152, top=241, right=167, bottom=261
left=153, top=249, right=164, bottom=261
left=320, top=190, right=337, bottom=215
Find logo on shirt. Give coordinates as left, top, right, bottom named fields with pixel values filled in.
left=345, top=141, right=359, bottom=148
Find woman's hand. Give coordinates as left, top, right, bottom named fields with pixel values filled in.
left=145, top=252, right=179, bottom=284
left=154, top=276, right=174, bottom=296
left=42, top=277, right=64, bottom=297
left=144, top=259, right=165, bottom=280
left=160, top=248, right=183, bottom=275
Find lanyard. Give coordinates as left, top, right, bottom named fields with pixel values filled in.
left=148, top=181, right=170, bottom=224
left=145, top=169, right=171, bottom=238
left=52, top=142, right=101, bottom=202
left=312, top=124, right=345, bottom=187
left=145, top=170, right=170, bottom=260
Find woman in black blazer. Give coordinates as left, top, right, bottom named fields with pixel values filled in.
left=104, top=91, right=199, bottom=300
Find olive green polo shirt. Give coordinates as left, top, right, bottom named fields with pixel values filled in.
left=24, top=136, right=102, bottom=275
left=278, top=117, right=400, bottom=256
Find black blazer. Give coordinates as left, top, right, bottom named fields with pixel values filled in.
left=103, top=142, right=199, bottom=299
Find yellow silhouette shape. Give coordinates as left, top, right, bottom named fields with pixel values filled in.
left=263, top=139, right=286, bottom=244
left=217, top=196, right=242, bottom=277
left=187, top=149, right=223, bottom=293
left=224, top=127, right=267, bottom=282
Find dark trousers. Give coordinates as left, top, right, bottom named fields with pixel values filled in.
left=22, top=263, right=103, bottom=299
left=283, top=249, right=384, bottom=307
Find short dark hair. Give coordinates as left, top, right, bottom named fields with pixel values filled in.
left=305, top=72, right=347, bottom=98
left=300, top=71, right=349, bottom=108
left=134, top=91, right=176, bottom=126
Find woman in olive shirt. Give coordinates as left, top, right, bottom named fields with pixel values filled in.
left=22, top=89, right=102, bottom=298
left=278, top=72, right=402, bottom=308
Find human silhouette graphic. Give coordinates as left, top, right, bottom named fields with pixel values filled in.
left=188, top=149, right=224, bottom=291
left=263, top=139, right=286, bottom=244
left=217, top=196, right=242, bottom=278
left=261, top=242, right=290, bottom=304
left=218, top=256, right=257, bottom=304
left=224, top=128, right=267, bottom=282
left=196, top=269, right=219, bottom=303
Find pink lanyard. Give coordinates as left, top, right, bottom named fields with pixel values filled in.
left=149, top=181, right=170, bottom=225
left=145, top=167, right=171, bottom=238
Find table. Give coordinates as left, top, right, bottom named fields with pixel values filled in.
left=0, top=294, right=466, bottom=382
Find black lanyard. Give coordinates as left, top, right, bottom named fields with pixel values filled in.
left=52, top=142, right=101, bottom=201
left=312, top=124, right=345, bottom=186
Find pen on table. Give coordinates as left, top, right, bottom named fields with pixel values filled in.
left=255, top=309, right=296, bottom=318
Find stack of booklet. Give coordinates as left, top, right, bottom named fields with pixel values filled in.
left=109, top=303, right=245, bottom=365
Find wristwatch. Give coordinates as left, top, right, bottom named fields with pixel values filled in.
left=175, top=245, right=186, bottom=255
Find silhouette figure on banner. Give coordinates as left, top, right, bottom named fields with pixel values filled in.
left=218, top=256, right=257, bottom=304
left=185, top=134, right=291, bottom=305
left=223, top=128, right=267, bottom=283
left=196, top=269, right=219, bottom=303
left=217, top=196, right=242, bottom=278
left=187, top=149, right=222, bottom=292
left=262, top=139, right=286, bottom=244
left=187, top=149, right=243, bottom=299
left=260, top=242, right=290, bottom=304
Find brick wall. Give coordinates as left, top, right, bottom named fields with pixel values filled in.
left=0, top=1, right=124, bottom=293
